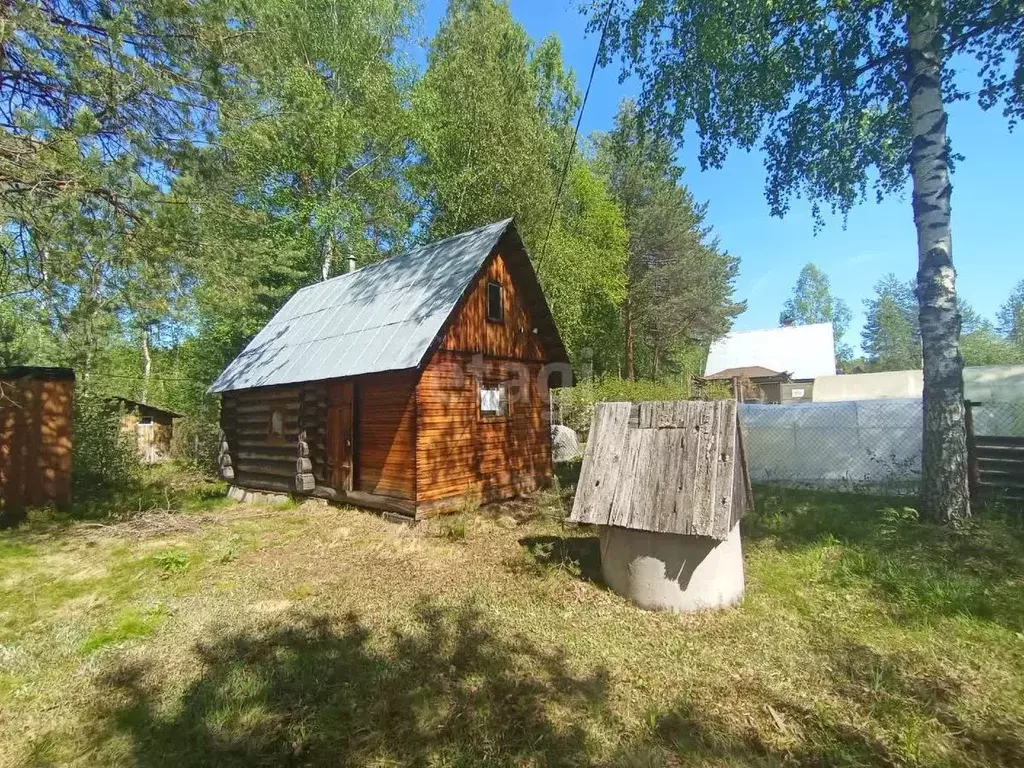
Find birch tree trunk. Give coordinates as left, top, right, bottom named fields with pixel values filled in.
left=141, top=325, right=152, bottom=404
left=906, top=4, right=970, bottom=522
left=321, top=235, right=334, bottom=281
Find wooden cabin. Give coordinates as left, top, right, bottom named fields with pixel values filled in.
left=209, top=219, right=570, bottom=519
left=107, top=397, right=182, bottom=463
left=0, top=367, right=75, bottom=523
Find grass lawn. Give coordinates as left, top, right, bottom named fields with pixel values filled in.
left=1, top=466, right=1023, bottom=767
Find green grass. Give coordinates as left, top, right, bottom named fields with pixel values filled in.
left=80, top=604, right=169, bottom=654
left=1, top=470, right=1023, bottom=767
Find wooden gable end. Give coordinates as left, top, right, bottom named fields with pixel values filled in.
left=435, top=231, right=567, bottom=364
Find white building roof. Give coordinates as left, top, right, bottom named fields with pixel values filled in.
left=704, top=323, right=836, bottom=381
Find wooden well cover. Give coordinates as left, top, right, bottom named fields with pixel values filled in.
left=570, top=401, right=753, bottom=540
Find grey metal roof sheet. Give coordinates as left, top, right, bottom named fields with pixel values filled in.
left=209, top=218, right=514, bottom=393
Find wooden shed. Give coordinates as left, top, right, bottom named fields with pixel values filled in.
left=209, top=219, right=570, bottom=519
left=0, top=367, right=75, bottom=522
left=107, top=397, right=182, bottom=463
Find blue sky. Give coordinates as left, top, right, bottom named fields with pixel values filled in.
left=415, top=0, right=1024, bottom=354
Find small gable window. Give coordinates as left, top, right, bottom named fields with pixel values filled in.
left=479, top=383, right=508, bottom=418
left=487, top=281, right=503, bottom=323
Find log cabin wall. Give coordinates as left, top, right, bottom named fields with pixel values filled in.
left=416, top=350, right=551, bottom=510
left=355, top=369, right=417, bottom=500
left=220, top=371, right=417, bottom=504
left=220, top=382, right=326, bottom=494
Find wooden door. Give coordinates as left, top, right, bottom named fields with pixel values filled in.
left=326, top=381, right=354, bottom=492
left=136, top=420, right=156, bottom=463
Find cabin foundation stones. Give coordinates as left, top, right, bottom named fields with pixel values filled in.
left=570, top=400, right=753, bottom=612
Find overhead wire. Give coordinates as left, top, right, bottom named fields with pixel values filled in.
left=539, top=11, right=611, bottom=262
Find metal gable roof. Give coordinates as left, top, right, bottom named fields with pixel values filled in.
left=208, top=218, right=514, bottom=393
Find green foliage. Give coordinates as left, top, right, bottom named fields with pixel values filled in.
left=997, top=280, right=1024, bottom=347
left=414, top=0, right=632, bottom=368
left=413, top=0, right=567, bottom=240
left=553, top=374, right=728, bottom=438
left=1, top=0, right=752, bottom=473
left=862, top=274, right=922, bottom=371
left=594, top=101, right=743, bottom=378
left=593, top=0, right=1023, bottom=221
left=72, top=392, right=142, bottom=496
left=79, top=604, right=169, bottom=655
left=780, top=264, right=852, bottom=362
left=439, top=518, right=469, bottom=542
left=152, top=551, right=191, bottom=577
left=960, top=298, right=1024, bottom=366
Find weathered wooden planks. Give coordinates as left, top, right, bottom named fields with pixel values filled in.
left=571, top=401, right=633, bottom=525
left=569, top=400, right=750, bottom=540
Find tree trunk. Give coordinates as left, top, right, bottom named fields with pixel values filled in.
left=624, top=297, right=636, bottom=380
left=141, top=325, right=152, bottom=404
left=321, top=234, right=334, bottom=281
left=905, top=5, right=970, bottom=523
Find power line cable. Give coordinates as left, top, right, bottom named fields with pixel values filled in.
left=539, top=14, right=610, bottom=261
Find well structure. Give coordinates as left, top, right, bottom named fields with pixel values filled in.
left=570, top=400, right=752, bottom=612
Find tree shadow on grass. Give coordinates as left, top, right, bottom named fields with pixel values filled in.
left=817, top=638, right=1024, bottom=767
left=616, top=639, right=1024, bottom=768
left=746, top=485, right=1024, bottom=632
left=81, top=598, right=1024, bottom=767
left=614, top=698, right=898, bottom=768
left=90, top=599, right=611, bottom=767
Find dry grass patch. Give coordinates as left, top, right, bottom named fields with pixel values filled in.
left=1, top=479, right=1023, bottom=766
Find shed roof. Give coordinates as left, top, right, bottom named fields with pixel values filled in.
left=704, top=323, right=836, bottom=381
left=0, top=366, right=75, bottom=381
left=704, top=365, right=789, bottom=381
left=107, top=397, right=183, bottom=418
left=210, top=219, right=562, bottom=394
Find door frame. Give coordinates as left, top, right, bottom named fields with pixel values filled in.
left=326, top=380, right=355, bottom=493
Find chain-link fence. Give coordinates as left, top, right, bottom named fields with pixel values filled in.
left=554, top=389, right=1024, bottom=498
left=738, top=399, right=922, bottom=495
left=972, top=401, right=1024, bottom=437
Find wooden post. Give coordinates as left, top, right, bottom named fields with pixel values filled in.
left=964, top=400, right=981, bottom=504
left=732, top=376, right=743, bottom=403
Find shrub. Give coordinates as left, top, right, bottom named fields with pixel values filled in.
left=551, top=375, right=729, bottom=440
left=170, top=415, right=221, bottom=476
left=72, top=391, right=141, bottom=496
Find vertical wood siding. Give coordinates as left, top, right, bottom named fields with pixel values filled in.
left=0, top=375, right=74, bottom=515
left=415, top=350, right=551, bottom=506
left=440, top=252, right=546, bottom=362
left=355, top=369, right=417, bottom=500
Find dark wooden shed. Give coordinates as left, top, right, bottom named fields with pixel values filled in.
left=0, top=367, right=75, bottom=521
left=209, top=219, right=570, bottom=519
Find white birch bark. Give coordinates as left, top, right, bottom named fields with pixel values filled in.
left=141, top=325, right=152, bottom=404
left=321, top=235, right=334, bottom=282
left=906, top=3, right=970, bottom=522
